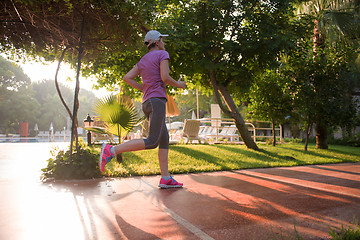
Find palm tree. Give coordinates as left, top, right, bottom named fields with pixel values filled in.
left=87, top=95, right=144, bottom=145
left=295, top=0, right=360, bottom=149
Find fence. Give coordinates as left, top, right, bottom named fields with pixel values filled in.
left=197, top=118, right=282, bottom=143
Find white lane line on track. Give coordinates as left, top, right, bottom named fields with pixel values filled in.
left=138, top=179, right=215, bottom=240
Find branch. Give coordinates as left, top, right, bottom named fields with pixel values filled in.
left=55, top=46, right=73, bottom=119
left=209, top=69, right=232, bottom=116
left=10, top=0, right=27, bottom=31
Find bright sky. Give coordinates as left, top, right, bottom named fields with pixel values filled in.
left=16, top=59, right=109, bottom=98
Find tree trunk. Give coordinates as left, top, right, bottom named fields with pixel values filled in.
left=271, top=118, right=276, bottom=146
left=304, top=122, right=312, bottom=151
left=55, top=47, right=71, bottom=117
left=313, top=19, right=328, bottom=150
left=55, top=46, right=78, bottom=143
left=313, top=20, right=325, bottom=55
left=70, top=17, right=85, bottom=156
left=315, top=121, right=328, bottom=149
left=209, top=70, right=259, bottom=150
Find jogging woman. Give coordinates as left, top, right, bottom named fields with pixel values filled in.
left=99, top=30, right=186, bottom=188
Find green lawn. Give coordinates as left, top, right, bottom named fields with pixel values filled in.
left=99, top=143, right=360, bottom=177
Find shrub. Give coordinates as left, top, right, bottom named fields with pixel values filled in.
left=328, top=133, right=360, bottom=147
left=42, top=146, right=101, bottom=181
left=290, top=138, right=303, bottom=144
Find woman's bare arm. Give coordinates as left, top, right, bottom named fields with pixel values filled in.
left=160, top=60, right=186, bottom=89
left=123, top=65, right=143, bottom=91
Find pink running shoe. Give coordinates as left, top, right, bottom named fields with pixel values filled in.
left=158, top=176, right=183, bottom=189
left=99, top=143, right=114, bottom=172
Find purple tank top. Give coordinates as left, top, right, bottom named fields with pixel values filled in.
left=137, top=50, right=170, bottom=102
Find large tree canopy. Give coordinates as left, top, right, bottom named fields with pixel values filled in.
left=0, top=55, right=30, bottom=90
left=0, top=0, right=151, bottom=150
left=0, top=0, right=144, bottom=63
left=158, top=0, right=302, bottom=149
left=295, top=0, right=360, bottom=149
left=161, top=1, right=301, bottom=92
left=2, top=0, right=358, bottom=150
left=88, top=0, right=304, bottom=150
left=0, top=56, right=97, bottom=134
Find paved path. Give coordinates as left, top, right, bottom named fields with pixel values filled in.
left=0, top=143, right=359, bottom=240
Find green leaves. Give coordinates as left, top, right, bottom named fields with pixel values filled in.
left=41, top=146, right=101, bottom=180
left=1, top=0, right=141, bottom=68
left=156, top=0, right=299, bottom=95
left=0, top=56, right=31, bottom=90
left=247, top=69, right=293, bottom=124
left=92, top=94, right=144, bottom=141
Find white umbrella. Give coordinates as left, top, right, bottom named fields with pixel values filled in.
left=49, top=122, right=54, bottom=142
left=191, top=110, right=196, bottom=120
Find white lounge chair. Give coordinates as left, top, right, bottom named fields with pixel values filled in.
left=181, top=120, right=206, bottom=144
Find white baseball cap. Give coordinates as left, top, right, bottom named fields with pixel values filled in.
left=144, top=30, right=168, bottom=46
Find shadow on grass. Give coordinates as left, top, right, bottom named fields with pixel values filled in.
left=288, top=146, right=360, bottom=163
left=170, top=145, right=240, bottom=171
left=110, top=151, right=159, bottom=176
left=170, top=145, right=308, bottom=171
left=122, top=152, right=151, bottom=164
left=216, top=145, right=308, bottom=165
left=327, top=146, right=360, bottom=157
left=105, top=144, right=359, bottom=177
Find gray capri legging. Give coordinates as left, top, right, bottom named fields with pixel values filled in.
left=142, top=97, right=169, bottom=150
